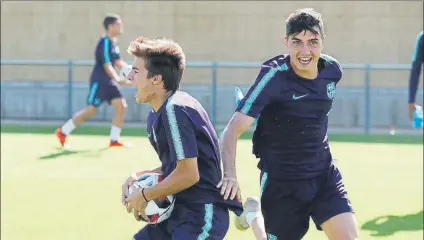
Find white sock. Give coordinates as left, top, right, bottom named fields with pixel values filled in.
left=110, top=125, right=121, bottom=142
left=61, top=119, right=76, bottom=136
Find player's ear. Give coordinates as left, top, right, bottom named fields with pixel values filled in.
left=283, top=36, right=289, bottom=47
left=320, top=37, right=325, bottom=51
left=152, top=75, right=163, bottom=85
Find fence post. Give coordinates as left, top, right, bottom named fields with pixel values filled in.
left=211, top=62, right=217, bottom=127
left=364, top=64, right=371, bottom=134
left=67, top=60, right=73, bottom=119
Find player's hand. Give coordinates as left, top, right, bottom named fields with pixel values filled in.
left=217, top=175, right=242, bottom=202
left=121, top=176, right=136, bottom=205
left=125, top=188, right=149, bottom=222
left=118, top=79, right=132, bottom=86
left=409, top=103, right=419, bottom=121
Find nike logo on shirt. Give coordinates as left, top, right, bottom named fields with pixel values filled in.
left=292, top=94, right=308, bottom=100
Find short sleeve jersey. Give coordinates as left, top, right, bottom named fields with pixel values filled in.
left=236, top=54, right=343, bottom=179
left=90, top=36, right=121, bottom=84
left=147, top=91, right=243, bottom=213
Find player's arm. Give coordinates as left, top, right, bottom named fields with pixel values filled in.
left=144, top=158, right=199, bottom=201
left=408, top=32, right=424, bottom=119
left=104, top=64, right=120, bottom=82
left=115, top=58, right=133, bottom=86
left=220, top=113, right=255, bottom=178
left=105, top=40, right=128, bottom=72
left=97, top=38, right=121, bottom=82
left=115, top=59, right=129, bottom=70
left=144, top=105, right=199, bottom=201
left=112, top=49, right=133, bottom=86
left=218, top=65, right=278, bottom=200
left=111, top=44, right=130, bottom=71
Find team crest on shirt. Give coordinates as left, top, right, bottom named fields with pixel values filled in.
left=326, top=82, right=336, bottom=100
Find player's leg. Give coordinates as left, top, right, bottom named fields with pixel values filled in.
left=107, top=84, right=129, bottom=147
left=260, top=172, right=311, bottom=240
left=311, top=165, right=359, bottom=240
left=235, top=197, right=267, bottom=240
left=55, top=82, right=102, bottom=146
left=250, top=216, right=267, bottom=240
left=320, top=212, right=358, bottom=240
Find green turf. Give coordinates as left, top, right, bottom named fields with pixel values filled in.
left=1, top=124, right=423, bottom=144
left=1, top=130, right=423, bottom=240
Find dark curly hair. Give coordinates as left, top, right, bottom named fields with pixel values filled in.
left=285, top=8, right=325, bottom=39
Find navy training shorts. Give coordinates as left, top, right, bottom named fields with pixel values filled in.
left=260, top=164, right=354, bottom=240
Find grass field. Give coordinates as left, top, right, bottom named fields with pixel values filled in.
left=1, top=125, right=423, bottom=240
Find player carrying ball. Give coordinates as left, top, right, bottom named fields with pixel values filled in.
left=121, top=36, right=243, bottom=240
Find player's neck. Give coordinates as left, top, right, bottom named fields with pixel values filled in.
left=290, top=61, right=318, bottom=80
left=150, top=91, right=174, bottom=112
left=105, top=32, right=117, bottom=41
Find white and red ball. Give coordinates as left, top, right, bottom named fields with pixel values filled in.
left=128, top=172, right=175, bottom=224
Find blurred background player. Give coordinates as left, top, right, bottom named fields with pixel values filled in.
left=55, top=14, right=130, bottom=148
left=121, top=37, right=243, bottom=240
left=407, top=31, right=423, bottom=127
left=217, top=8, right=359, bottom=240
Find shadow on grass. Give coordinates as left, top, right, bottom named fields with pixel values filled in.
left=1, top=124, right=148, bottom=137
left=38, top=147, right=109, bottom=160
left=1, top=124, right=423, bottom=144
left=361, top=210, right=423, bottom=237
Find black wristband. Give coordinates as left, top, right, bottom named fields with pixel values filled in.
left=141, top=188, right=149, bottom=202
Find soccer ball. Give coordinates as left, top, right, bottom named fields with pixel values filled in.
left=119, top=64, right=132, bottom=81
left=128, top=172, right=175, bottom=224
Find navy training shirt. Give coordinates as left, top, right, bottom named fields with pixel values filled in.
left=236, top=54, right=342, bottom=180
left=408, top=31, right=423, bottom=103
left=90, top=36, right=121, bottom=84
left=147, top=91, right=243, bottom=214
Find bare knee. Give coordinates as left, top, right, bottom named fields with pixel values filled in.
left=72, top=105, right=96, bottom=124
left=112, top=98, right=127, bottom=114
left=321, top=213, right=359, bottom=240
left=328, top=231, right=358, bottom=240
left=84, top=105, right=97, bottom=117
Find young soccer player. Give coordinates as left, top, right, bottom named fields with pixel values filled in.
left=408, top=31, right=423, bottom=121
left=121, top=37, right=243, bottom=240
left=55, top=14, right=130, bottom=147
left=218, top=8, right=359, bottom=240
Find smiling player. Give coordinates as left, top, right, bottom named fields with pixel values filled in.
left=218, top=8, right=359, bottom=240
